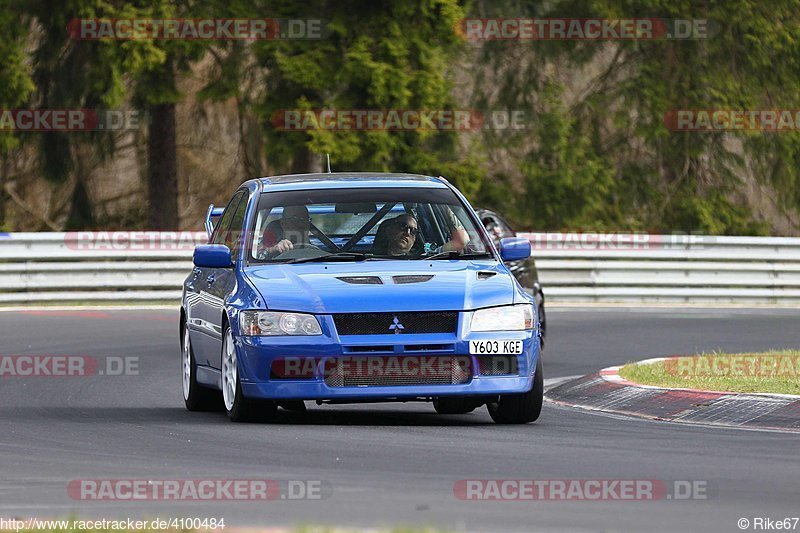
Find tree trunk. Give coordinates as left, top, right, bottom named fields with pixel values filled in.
left=290, top=146, right=312, bottom=174
left=65, top=178, right=94, bottom=229
left=0, top=159, right=6, bottom=229
left=147, top=102, right=178, bottom=229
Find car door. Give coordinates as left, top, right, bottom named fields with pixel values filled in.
left=206, top=188, right=250, bottom=370
left=190, top=190, right=245, bottom=366
left=480, top=212, right=505, bottom=252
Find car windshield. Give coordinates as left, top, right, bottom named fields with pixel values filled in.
left=248, top=187, right=493, bottom=263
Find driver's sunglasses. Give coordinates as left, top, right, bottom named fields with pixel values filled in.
left=398, top=224, right=419, bottom=237
left=284, top=215, right=310, bottom=223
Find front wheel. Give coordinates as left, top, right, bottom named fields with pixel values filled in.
left=487, top=357, right=543, bottom=424
left=221, top=325, right=277, bottom=422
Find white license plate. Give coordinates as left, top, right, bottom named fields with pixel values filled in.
left=469, top=340, right=523, bottom=355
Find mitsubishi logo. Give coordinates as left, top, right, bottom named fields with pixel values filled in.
left=389, top=316, right=405, bottom=334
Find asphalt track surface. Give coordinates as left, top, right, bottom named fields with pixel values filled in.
left=1, top=307, right=799, bottom=532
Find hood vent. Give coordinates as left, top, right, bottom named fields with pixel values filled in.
left=477, top=271, right=497, bottom=280
left=392, top=275, right=434, bottom=284
left=336, top=276, right=383, bottom=285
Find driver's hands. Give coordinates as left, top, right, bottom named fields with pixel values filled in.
left=268, top=239, right=293, bottom=255
left=442, top=228, right=470, bottom=252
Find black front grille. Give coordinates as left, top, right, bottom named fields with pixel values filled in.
left=344, top=345, right=393, bottom=353
left=333, top=312, right=458, bottom=335
left=477, top=356, right=519, bottom=376
left=403, top=344, right=453, bottom=352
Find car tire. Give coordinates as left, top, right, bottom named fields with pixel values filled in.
left=182, top=323, right=219, bottom=411
left=487, top=356, right=543, bottom=424
left=538, top=303, right=546, bottom=349
left=433, top=398, right=476, bottom=414
left=221, top=325, right=277, bottom=423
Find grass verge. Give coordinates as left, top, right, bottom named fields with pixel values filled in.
left=618, top=350, right=800, bottom=395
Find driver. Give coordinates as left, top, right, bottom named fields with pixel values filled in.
left=377, top=213, right=470, bottom=257
left=384, top=213, right=420, bottom=256
left=262, top=205, right=311, bottom=256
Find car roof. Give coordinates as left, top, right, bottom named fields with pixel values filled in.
left=252, top=172, right=450, bottom=192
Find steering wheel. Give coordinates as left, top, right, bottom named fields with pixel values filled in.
left=286, top=243, right=319, bottom=250
left=272, top=242, right=325, bottom=260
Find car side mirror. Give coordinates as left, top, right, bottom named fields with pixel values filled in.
left=193, top=244, right=233, bottom=268
left=499, top=237, right=531, bottom=261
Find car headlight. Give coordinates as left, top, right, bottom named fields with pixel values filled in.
left=470, top=304, right=534, bottom=332
left=239, top=310, right=322, bottom=336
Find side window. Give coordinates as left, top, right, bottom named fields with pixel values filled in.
left=481, top=215, right=502, bottom=249
left=226, top=191, right=250, bottom=258
left=431, top=204, right=464, bottom=245
left=210, top=191, right=245, bottom=246
left=430, top=204, right=486, bottom=253
left=495, top=215, right=516, bottom=239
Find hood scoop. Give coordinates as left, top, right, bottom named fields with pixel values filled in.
left=392, top=275, right=435, bottom=284
left=336, top=276, right=383, bottom=285
left=477, top=271, right=497, bottom=280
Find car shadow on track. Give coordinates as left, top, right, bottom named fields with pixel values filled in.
left=0, top=404, right=504, bottom=426
left=261, top=406, right=498, bottom=426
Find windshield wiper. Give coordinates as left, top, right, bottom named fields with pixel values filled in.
left=286, top=252, right=375, bottom=264
left=423, top=251, right=494, bottom=260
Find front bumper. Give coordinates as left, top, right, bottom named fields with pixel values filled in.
left=241, top=375, right=537, bottom=401
left=235, top=315, right=540, bottom=401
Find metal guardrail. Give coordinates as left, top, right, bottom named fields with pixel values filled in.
left=521, top=232, right=800, bottom=303
left=0, top=232, right=196, bottom=304
left=1, top=232, right=800, bottom=304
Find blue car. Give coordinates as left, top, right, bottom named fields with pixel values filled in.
left=181, top=173, right=543, bottom=423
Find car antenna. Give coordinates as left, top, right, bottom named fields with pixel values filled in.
left=326, top=153, right=332, bottom=173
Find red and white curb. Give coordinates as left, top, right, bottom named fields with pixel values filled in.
left=546, top=359, right=800, bottom=433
